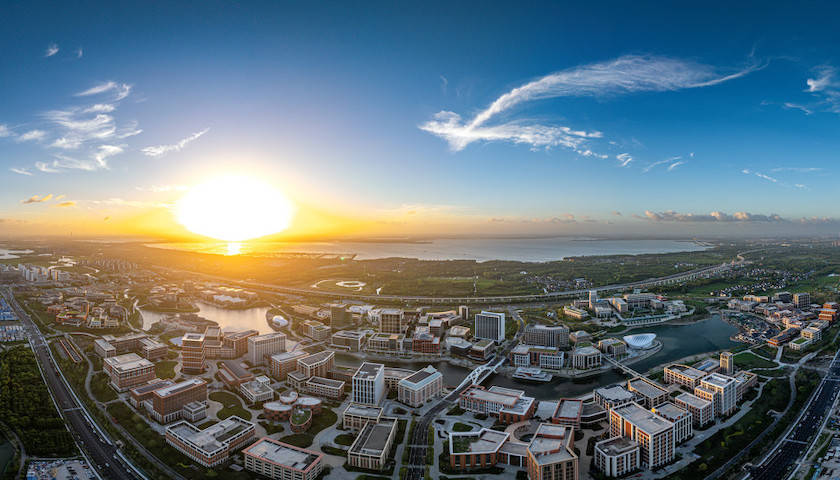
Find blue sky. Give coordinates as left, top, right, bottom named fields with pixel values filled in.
left=2, top=1, right=840, bottom=237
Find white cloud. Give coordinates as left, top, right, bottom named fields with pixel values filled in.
left=770, top=167, right=822, bottom=173
left=742, top=168, right=778, bottom=183
left=0, top=124, right=11, bottom=138
left=643, top=156, right=682, bottom=173
left=806, top=66, right=835, bottom=92
left=45, top=43, right=59, bottom=57
left=34, top=162, right=60, bottom=173
left=10, top=168, right=32, bottom=176
left=76, top=48, right=83, bottom=59
left=642, top=210, right=784, bottom=222
left=783, top=102, right=813, bottom=115
left=141, top=128, right=210, bottom=157
left=421, top=54, right=762, bottom=152
left=667, top=160, right=686, bottom=171
left=616, top=153, right=633, bottom=167
left=83, top=104, right=115, bottom=113
left=92, top=145, right=124, bottom=168
left=21, top=194, right=54, bottom=204
left=17, top=130, right=46, bottom=142
left=76, top=81, right=132, bottom=101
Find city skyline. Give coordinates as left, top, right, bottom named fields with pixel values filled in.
left=2, top=2, right=840, bottom=239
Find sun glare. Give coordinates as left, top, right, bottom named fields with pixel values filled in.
left=176, top=176, right=294, bottom=242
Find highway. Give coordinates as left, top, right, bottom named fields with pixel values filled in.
left=2, top=287, right=142, bottom=480
left=747, top=349, right=840, bottom=480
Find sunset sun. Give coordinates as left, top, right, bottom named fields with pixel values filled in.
left=175, top=176, right=294, bottom=242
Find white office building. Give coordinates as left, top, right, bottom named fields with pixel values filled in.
left=475, top=311, right=505, bottom=343
left=352, top=362, right=385, bottom=406
left=247, top=333, right=286, bottom=366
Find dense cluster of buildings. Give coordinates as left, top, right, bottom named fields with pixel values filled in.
left=726, top=291, right=834, bottom=350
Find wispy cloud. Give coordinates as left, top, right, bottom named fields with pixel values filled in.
left=17, top=130, right=46, bottom=142
left=45, top=43, right=59, bottom=57
left=9, top=168, right=32, bottom=176
left=783, top=102, right=813, bottom=115
left=616, top=153, right=633, bottom=167
left=35, top=162, right=60, bottom=173
left=742, top=168, right=778, bottom=183
left=643, top=156, right=682, bottom=173
left=54, top=201, right=76, bottom=208
left=0, top=125, right=11, bottom=138
left=21, top=194, right=54, bottom=204
left=141, top=128, right=209, bottom=157
left=75, top=48, right=83, bottom=59
left=770, top=167, right=822, bottom=173
left=667, top=160, right=686, bottom=171
left=92, top=145, right=124, bottom=169
left=76, top=81, right=132, bottom=101
left=421, top=54, right=762, bottom=152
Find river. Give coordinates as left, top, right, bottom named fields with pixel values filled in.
left=138, top=301, right=271, bottom=332
left=335, top=315, right=739, bottom=398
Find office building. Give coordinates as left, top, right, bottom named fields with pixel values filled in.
left=103, top=353, right=155, bottom=391
left=449, top=428, right=511, bottom=470
left=475, top=311, right=505, bottom=343
left=610, top=403, right=675, bottom=468
left=181, top=332, right=206, bottom=374
left=793, top=292, right=811, bottom=309
left=165, top=416, right=255, bottom=467
left=270, top=350, right=309, bottom=380
left=652, top=403, right=692, bottom=444
left=523, top=324, right=570, bottom=348
left=330, top=330, right=365, bottom=351
left=352, top=362, right=386, bottom=406
left=342, top=403, right=384, bottom=431
left=696, top=373, right=737, bottom=417
left=240, top=376, right=274, bottom=404
left=571, top=346, right=602, bottom=370
left=674, top=393, right=714, bottom=427
left=551, top=399, right=583, bottom=429
left=243, top=437, right=324, bottom=480
left=719, top=352, right=734, bottom=375
left=397, top=366, right=443, bottom=407
left=663, top=364, right=708, bottom=389
left=594, top=436, right=640, bottom=477
left=297, top=350, right=335, bottom=378
left=247, top=333, right=286, bottom=366
left=380, top=309, right=404, bottom=334
left=303, top=376, right=345, bottom=400
left=627, top=377, right=668, bottom=409
left=147, top=378, right=208, bottom=424
left=526, top=423, right=579, bottom=480
left=347, top=417, right=398, bottom=471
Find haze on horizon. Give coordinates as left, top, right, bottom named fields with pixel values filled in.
left=2, top=1, right=840, bottom=241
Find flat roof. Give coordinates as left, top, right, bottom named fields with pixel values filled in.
left=528, top=424, right=575, bottom=465
left=450, top=428, right=509, bottom=455
left=130, top=380, right=173, bottom=396
left=666, top=364, right=707, bottom=380
left=354, top=362, right=384, bottom=380
left=243, top=437, right=322, bottom=471
left=154, top=378, right=205, bottom=398
left=343, top=403, right=382, bottom=418
left=104, top=353, right=153, bottom=372
left=554, top=399, right=583, bottom=419
left=612, top=403, right=673, bottom=435
left=652, top=402, right=688, bottom=421
left=676, top=392, right=712, bottom=409
left=222, top=360, right=253, bottom=380
left=461, top=386, right=520, bottom=406
left=271, top=350, right=308, bottom=362
left=595, top=436, right=640, bottom=456
left=596, top=385, right=635, bottom=402
left=400, top=366, right=441, bottom=388
left=628, top=378, right=668, bottom=398
left=349, top=418, right=397, bottom=456
left=702, top=373, right=737, bottom=388
left=307, top=376, right=344, bottom=388
left=167, top=416, right=253, bottom=456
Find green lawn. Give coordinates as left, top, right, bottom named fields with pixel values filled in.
left=335, top=433, right=356, bottom=446
left=155, top=360, right=178, bottom=379
left=734, top=351, right=777, bottom=370
left=276, top=407, right=337, bottom=448
left=90, top=372, right=118, bottom=402
left=209, top=391, right=252, bottom=421
left=452, top=422, right=473, bottom=432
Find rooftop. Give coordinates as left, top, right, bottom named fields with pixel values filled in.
left=343, top=403, right=383, bottom=418
left=595, top=436, right=640, bottom=456
left=400, top=366, right=441, bottom=388
left=553, top=399, right=583, bottom=420
left=271, top=350, right=308, bottom=363
left=243, top=437, right=323, bottom=471
left=528, top=423, right=575, bottom=465
left=298, top=350, right=334, bottom=366
left=166, top=416, right=254, bottom=456
left=104, top=353, right=153, bottom=372
left=349, top=417, right=397, bottom=456
left=154, top=378, right=206, bottom=398
left=702, top=373, right=737, bottom=388
left=596, top=385, right=635, bottom=402
left=354, top=362, right=384, bottom=380
left=449, top=428, right=509, bottom=455
left=628, top=377, right=668, bottom=398
left=652, top=402, right=689, bottom=421
left=612, top=403, right=674, bottom=435
left=306, top=376, right=344, bottom=388
left=666, top=364, right=708, bottom=380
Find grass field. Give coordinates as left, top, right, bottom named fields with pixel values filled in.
left=209, top=391, right=252, bottom=421
left=734, top=351, right=777, bottom=370
left=155, top=360, right=178, bottom=379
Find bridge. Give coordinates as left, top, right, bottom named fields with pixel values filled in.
left=453, top=358, right=505, bottom=392
left=602, top=355, right=644, bottom=378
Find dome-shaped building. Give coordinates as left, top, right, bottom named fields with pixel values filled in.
left=623, top=333, right=657, bottom=350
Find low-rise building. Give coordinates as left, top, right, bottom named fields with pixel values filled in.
left=347, top=417, right=398, bottom=471
left=342, top=403, right=383, bottom=431
left=297, top=350, right=335, bottom=379
left=570, top=346, right=601, bottom=370
left=219, top=360, right=254, bottom=388
left=243, top=437, right=324, bottom=480
left=733, top=371, right=758, bottom=402
left=663, top=364, right=708, bottom=389
left=449, top=428, right=510, bottom=470
left=525, top=423, right=578, bottom=480
left=627, top=377, right=668, bottom=409
left=103, top=353, right=155, bottom=391
left=610, top=403, right=674, bottom=468
left=304, top=376, right=345, bottom=400
left=397, top=366, right=443, bottom=407
left=247, top=333, right=286, bottom=366
left=165, top=416, right=255, bottom=467
left=551, top=399, right=583, bottom=429
left=594, top=385, right=635, bottom=412
left=696, top=373, right=737, bottom=417
left=330, top=330, right=365, bottom=351
left=270, top=350, right=308, bottom=380
left=240, top=376, right=274, bottom=404
left=597, top=338, right=627, bottom=358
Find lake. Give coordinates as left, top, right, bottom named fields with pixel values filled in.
left=147, top=237, right=708, bottom=262
left=139, top=301, right=271, bottom=332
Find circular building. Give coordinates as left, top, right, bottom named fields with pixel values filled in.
left=264, top=401, right=292, bottom=421
left=296, top=396, right=322, bottom=414
left=290, top=407, right=312, bottom=433
left=623, top=333, right=657, bottom=350
left=272, top=315, right=289, bottom=328
left=278, top=391, right=298, bottom=404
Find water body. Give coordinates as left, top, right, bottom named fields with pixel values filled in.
left=335, top=315, right=738, bottom=399
left=0, top=248, right=33, bottom=259
left=139, top=301, right=271, bottom=333
left=148, top=238, right=707, bottom=262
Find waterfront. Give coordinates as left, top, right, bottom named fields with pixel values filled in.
left=146, top=237, right=708, bottom=262
left=138, top=301, right=271, bottom=333
left=336, top=314, right=739, bottom=398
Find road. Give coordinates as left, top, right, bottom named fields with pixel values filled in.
left=3, top=287, right=141, bottom=480
left=747, top=349, right=840, bottom=480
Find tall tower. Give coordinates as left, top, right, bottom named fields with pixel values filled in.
left=719, top=351, right=734, bottom=375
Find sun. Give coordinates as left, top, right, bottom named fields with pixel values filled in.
left=176, top=175, right=294, bottom=242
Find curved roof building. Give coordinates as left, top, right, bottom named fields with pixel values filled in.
left=623, top=333, right=656, bottom=350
